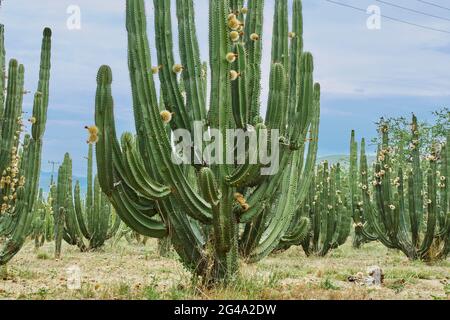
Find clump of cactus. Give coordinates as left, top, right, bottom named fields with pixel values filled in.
left=94, top=0, right=320, bottom=282
left=29, top=189, right=54, bottom=249
left=349, top=131, right=378, bottom=248
left=74, top=144, right=121, bottom=249
left=298, top=162, right=351, bottom=256
left=0, top=25, right=52, bottom=267
left=355, top=115, right=449, bottom=260
left=53, top=145, right=120, bottom=258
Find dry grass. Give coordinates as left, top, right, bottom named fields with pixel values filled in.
left=0, top=240, right=448, bottom=300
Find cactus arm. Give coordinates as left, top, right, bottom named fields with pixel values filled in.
left=60, top=155, right=88, bottom=251
left=225, top=122, right=266, bottom=187
left=244, top=0, right=264, bottom=121
left=287, top=0, right=303, bottom=129
left=265, top=63, right=287, bottom=130
left=176, top=0, right=207, bottom=124
left=411, top=115, right=424, bottom=225
left=333, top=164, right=352, bottom=246
left=394, top=168, right=414, bottom=253
left=288, top=53, right=314, bottom=147
left=35, top=28, right=51, bottom=135
left=318, top=163, right=334, bottom=256
left=153, top=0, right=190, bottom=130
left=199, top=167, right=232, bottom=253
left=0, top=187, right=28, bottom=263
left=248, top=150, right=301, bottom=262
left=105, top=209, right=121, bottom=240
left=360, top=143, right=396, bottom=248
left=419, top=168, right=437, bottom=257
left=295, top=83, right=321, bottom=206
left=437, top=140, right=448, bottom=234
left=74, top=180, right=91, bottom=239
left=0, top=25, right=5, bottom=116
left=279, top=216, right=310, bottom=246
left=231, top=43, right=249, bottom=129
left=86, top=144, right=94, bottom=216
left=109, top=184, right=167, bottom=238
left=119, top=133, right=172, bottom=199
left=208, top=0, right=232, bottom=133
left=271, top=0, right=288, bottom=68
left=54, top=208, right=64, bottom=259
left=349, top=131, right=359, bottom=218
left=239, top=151, right=291, bottom=223
left=0, top=60, right=23, bottom=170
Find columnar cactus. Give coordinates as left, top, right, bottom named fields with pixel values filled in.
left=349, top=131, right=377, bottom=248
left=73, top=144, right=121, bottom=249
left=53, top=146, right=120, bottom=256
left=358, top=116, right=449, bottom=260
left=53, top=154, right=88, bottom=257
left=94, top=0, right=320, bottom=282
left=0, top=25, right=52, bottom=266
left=30, top=189, right=54, bottom=249
left=299, top=162, right=352, bottom=256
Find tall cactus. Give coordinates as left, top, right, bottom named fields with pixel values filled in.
left=298, top=162, right=351, bottom=256
left=94, top=0, right=320, bottom=282
left=74, top=144, right=121, bottom=250
left=358, top=116, right=449, bottom=260
left=54, top=146, right=120, bottom=255
left=349, top=131, right=378, bottom=248
left=0, top=26, right=52, bottom=266
left=30, top=189, right=54, bottom=249
left=53, top=153, right=88, bottom=256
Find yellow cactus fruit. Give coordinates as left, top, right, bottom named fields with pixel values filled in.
left=172, top=64, right=184, bottom=74
left=250, top=33, right=260, bottom=41
left=228, top=18, right=240, bottom=30
left=230, top=31, right=240, bottom=42
left=226, top=52, right=237, bottom=63
left=160, top=110, right=173, bottom=124
left=151, top=65, right=162, bottom=74
left=228, top=13, right=236, bottom=21
left=229, top=70, right=240, bottom=81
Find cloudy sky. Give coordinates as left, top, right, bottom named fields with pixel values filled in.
left=1, top=0, right=449, bottom=176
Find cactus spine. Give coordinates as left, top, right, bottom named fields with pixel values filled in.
left=358, top=116, right=449, bottom=260
left=94, top=0, right=319, bottom=282
left=0, top=26, right=52, bottom=266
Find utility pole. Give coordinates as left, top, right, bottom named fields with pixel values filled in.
left=48, top=160, right=59, bottom=186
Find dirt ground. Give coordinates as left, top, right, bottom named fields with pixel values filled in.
left=0, top=239, right=448, bottom=300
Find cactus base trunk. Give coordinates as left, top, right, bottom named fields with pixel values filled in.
left=0, top=265, right=7, bottom=280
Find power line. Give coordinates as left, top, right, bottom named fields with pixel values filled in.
left=324, top=0, right=450, bottom=35
left=417, top=0, right=450, bottom=12
left=376, top=0, right=450, bottom=22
